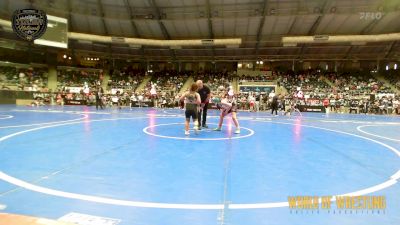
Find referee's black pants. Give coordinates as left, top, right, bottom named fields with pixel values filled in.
left=96, top=98, right=103, bottom=110
left=271, top=104, right=278, bottom=115
left=198, top=103, right=208, bottom=127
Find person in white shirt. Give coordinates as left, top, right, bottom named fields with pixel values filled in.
left=150, top=83, right=158, bottom=107
left=150, top=83, right=157, bottom=96
left=137, top=93, right=144, bottom=108
left=130, top=93, right=137, bottom=110
left=83, top=82, right=90, bottom=94
left=213, top=92, right=240, bottom=134
left=330, top=97, right=336, bottom=112
left=269, top=90, right=276, bottom=99
left=161, top=98, right=167, bottom=108
left=296, top=90, right=304, bottom=99
left=111, top=94, right=120, bottom=109
left=248, top=94, right=256, bottom=112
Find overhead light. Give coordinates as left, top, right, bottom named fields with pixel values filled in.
left=386, top=65, right=389, bottom=70
left=313, top=35, right=329, bottom=41
left=63, top=54, right=67, bottom=59
left=283, top=43, right=297, bottom=47
left=201, top=39, right=214, bottom=46
left=282, top=33, right=400, bottom=44
left=34, top=39, right=68, bottom=48
left=77, top=40, right=92, bottom=44
left=129, top=44, right=141, bottom=49
left=112, top=37, right=125, bottom=44
left=68, top=31, right=242, bottom=47
left=260, top=61, right=263, bottom=65
left=394, top=64, right=397, bottom=70
left=256, top=61, right=259, bottom=64
left=351, top=42, right=367, bottom=45
left=68, top=56, right=72, bottom=60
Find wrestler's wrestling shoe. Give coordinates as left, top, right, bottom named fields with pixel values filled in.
left=194, top=125, right=199, bottom=134
left=213, top=127, right=222, bottom=131
left=234, top=128, right=241, bottom=134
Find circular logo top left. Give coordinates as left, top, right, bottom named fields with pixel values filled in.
left=12, top=9, right=47, bottom=41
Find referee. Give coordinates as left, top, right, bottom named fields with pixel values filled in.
left=95, top=86, right=104, bottom=110
left=196, top=80, right=211, bottom=129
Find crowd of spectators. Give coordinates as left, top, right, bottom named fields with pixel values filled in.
left=107, top=67, right=145, bottom=92
left=278, top=70, right=399, bottom=115
left=381, top=69, right=400, bottom=91
left=2, top=65, right=400, bottom=115
left=279, top=71, right=331, bottom=99
left=325, top=72, right=392, bottom=95
left=148, top=70, right=189, bottom=95
left=193, top=71, right=233, bottom=96
left=229, top=70, right=400, bottom=115
left=57, top=68, right=103, bottom=90
left=0, top=65, right=48, bottom=91
left=323, top=95, right=400, bottom=115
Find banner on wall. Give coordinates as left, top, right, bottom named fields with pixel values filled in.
left=65, top=99, right=87, bottom=105
left=64, top=87, right=83, bottom=93
left=305, top=98, right=322, bottom=106
left=298, top=105, right=326, bottom=113
left=239, top=85, right=276, bottom=93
